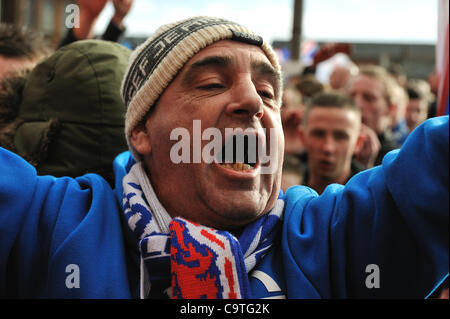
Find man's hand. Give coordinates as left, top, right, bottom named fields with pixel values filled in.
left=354, top=124, right=381, bottom=169
left=77, top=0, right=108, bottom=19
left=111, top=0, right=134, bottom=28
left=73, top=0, right=108, bottom=40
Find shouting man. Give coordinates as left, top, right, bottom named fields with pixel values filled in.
left=0, top=17, right=448, bottom=299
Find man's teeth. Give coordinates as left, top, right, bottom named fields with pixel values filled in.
left=223, top=162, right=252, bottom=171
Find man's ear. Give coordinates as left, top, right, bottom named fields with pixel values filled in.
left=386, top=102, right=398, bottom=123
left=130, top=123, right=152, bottom=156
left=385, top=102, right=397, bottom=127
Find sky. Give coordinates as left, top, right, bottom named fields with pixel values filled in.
left=95, top=0, right=438, bottom=45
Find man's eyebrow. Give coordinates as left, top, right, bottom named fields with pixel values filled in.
left=252, top=61, right=281, bottom=95
left=181, top=55, right=232, bottom=86
left=190, top=55, right=232, bottom=69
left=252, top=61, right=281, bottom=83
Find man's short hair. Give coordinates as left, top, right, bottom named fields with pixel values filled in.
left=0, top=23, right=51, bottom=60
left=406, top=79, right=432, bottom=102
left=303, top=91, right=361, bottom=126
left=358, top=64, right=398, bottom=106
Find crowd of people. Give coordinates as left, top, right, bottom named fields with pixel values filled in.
left=0, top=0, right=448, bottom=300
left=280, top=54, right=438, bottom=194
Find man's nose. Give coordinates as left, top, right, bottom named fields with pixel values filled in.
left=321, top=136, right=336, bottom=153
left=226, top=78, right=264, bottom=120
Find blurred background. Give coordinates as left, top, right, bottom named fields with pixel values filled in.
left=0, top=0, right=444, bottom=82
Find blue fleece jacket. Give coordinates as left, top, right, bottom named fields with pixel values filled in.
left=0, top=117, right=448, bottom=298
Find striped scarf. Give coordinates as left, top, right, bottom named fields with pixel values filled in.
left=122, top=162, right=284, bottom=299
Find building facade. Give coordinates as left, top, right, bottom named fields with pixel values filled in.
left=1, top=0, right=74, bottom=47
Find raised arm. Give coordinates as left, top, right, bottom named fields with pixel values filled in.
left=0, top=147, right=130, bottom=297
left=283, top=116, right=449, bottom=298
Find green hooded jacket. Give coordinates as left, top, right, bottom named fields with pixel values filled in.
left=13, top=40, right=131, bottom=185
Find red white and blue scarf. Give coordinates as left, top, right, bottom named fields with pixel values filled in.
left=122, top=162, right=284, bottom=299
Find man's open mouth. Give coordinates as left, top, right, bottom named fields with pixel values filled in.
left=216, top=132, right=260, bottom=172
